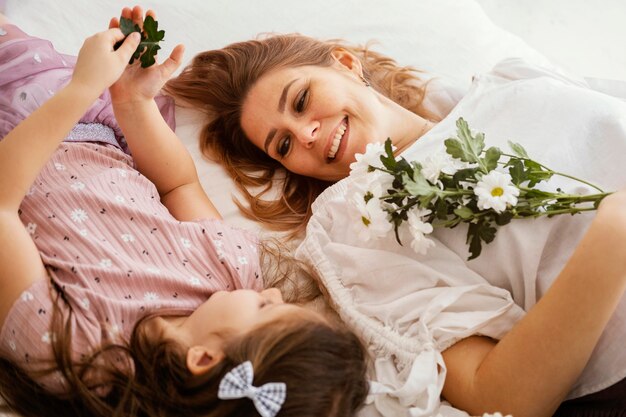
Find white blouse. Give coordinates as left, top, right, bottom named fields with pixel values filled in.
left=296, top=59, right=626, bottom=417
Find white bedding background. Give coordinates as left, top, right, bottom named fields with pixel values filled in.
left=1, top=1, right=625, bottom=416
left=3, top=0, right=626, bottom=233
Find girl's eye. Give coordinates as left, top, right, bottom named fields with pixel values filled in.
left=277, top=136, right=291, bottom=157
left=295, top=89, right=309, bottom=113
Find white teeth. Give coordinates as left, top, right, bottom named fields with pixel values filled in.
left=328, top=120, right=347, bottom=159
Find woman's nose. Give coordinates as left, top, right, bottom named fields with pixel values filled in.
left=294, top=119, right=320, bottom=148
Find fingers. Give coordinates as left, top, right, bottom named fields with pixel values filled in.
left=115, top=31, right=141, bottom=59
left=109, top=17, right=118, bottom=29
left=159, top=44, right=185, bottom=77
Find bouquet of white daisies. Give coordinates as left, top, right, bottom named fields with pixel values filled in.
left=349, top=118, right=610, bottom=260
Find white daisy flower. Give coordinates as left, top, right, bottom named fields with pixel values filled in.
left=474, top=171, right=520, bottom=213
left=146, top=267, right=160, bottom=274
left=121, top=233, right=135, bottom=242
left=420, top=151, right=467, bottom=184
left=351, top=191, right=392, bottom=242
left=116, top=169, right=128, bottom=177
left=26, top=187, right=36, bottom=196
left=349, top=142, right=389, bottom=177
left=71, top=182, right=85, bottom=191
left=406, top=208, right=435, bottom=255
left=26, top=222, right=37, bottom=235
left=99, top=259, right=112, bottom=268
left=238, top=256, right=248, bottom=265
left=8, top=340, right=16, bottom=352
left=189, top=277, right=201, bottom=287
left=143, top=292, right=159, bottom=301
left=70, top=209, right=88, bottom=223
left=115, top=195, right=126, bottom=204
left=216, top=248, right=226, bottom=261
left=482, top=413, right=513, bottom=417
left=21, top=291, right=34, bottom=302
left=80, top=298, right=90, bottom=310
left=181, top=238, right=192, bottom=249
left=212, top=239, right=224, bottom=248
left=54, top=162, right=66, bottom=171
left=79, top=229, right=88, bottom=237
left=107, top=324, right=121, bottom=341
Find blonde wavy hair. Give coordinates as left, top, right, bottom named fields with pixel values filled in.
left=164, top=34, right=435, bottom=238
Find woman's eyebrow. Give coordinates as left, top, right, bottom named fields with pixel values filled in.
left=264, top=78, right=299, bottom=153
left=278, top=78, right=298, bottom=113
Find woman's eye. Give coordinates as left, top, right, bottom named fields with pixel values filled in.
left=295, top=89, right=308, bottom=113
left=277, top=136, right=291, bottom=157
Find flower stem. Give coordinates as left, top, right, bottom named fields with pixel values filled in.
left=500, top=153, right=605, bottom=193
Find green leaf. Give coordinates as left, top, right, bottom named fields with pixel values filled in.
left=508, top=141, right=530, bottom=159
left=114, top=16, right=165, bottom=68
left=402, top=171, right=439, bottom=200
left=139, top=15, right=165, bottom=68
left=507, top=158, right=526, bottom=185
left=445, top=118, right=485, bottom=165
left=524, top=160, right=553, bottom=186
left=452, top=167, right=479, bottom=184
left=380, top=138, right=397, bottom=170
left=454, top=206, right=474, bottom=219
left=483, top=146, right=501, bottom=172
left=494, top=211, right=513, bottom=226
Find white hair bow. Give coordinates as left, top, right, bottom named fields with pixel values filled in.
left=218, top=361, right=287, bottom=417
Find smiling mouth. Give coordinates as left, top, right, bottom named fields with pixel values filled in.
left=327, top=117, right=348, bottom=160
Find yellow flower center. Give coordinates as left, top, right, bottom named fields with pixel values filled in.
left=491, top=187, right=504, bottom=197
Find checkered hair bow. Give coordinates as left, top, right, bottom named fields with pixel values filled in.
left=218, top=361, right=287, bottom=417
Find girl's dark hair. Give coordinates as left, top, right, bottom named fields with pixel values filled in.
left=164, top=33, right=435, bottom=238
left=0, top=281, right=369, bottom=417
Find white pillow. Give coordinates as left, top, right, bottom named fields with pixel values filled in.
left=4, top=0, right=552, bottom=229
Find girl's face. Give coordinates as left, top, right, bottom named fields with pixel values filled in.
left=241, top=55, right=406, bottom=181
left=185, top=288, right=307, bottom=337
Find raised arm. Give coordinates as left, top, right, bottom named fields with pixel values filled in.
left=0, top=27, right=139, bottom=324
left=441, top=190, right=626, bottom=417
left=109, top=7, right=221, bottom=222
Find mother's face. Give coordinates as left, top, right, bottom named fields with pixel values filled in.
left=240, top=52, right=394, bottom=182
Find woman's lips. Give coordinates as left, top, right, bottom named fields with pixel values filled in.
left=326, top=117, right=349, bottom=163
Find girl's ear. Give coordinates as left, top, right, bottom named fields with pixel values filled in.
left=186, top=345, right=224, bottom=375
left=331, top=47, right=363, bottom=77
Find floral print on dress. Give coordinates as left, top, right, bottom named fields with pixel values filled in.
left=70, top=209, right=88, bottom=223
left=21, top=291, right=34, bottom=302
left=121, top=233, right=135, bottom=242
left=26, top=222, right=37, bottom=235
left=99, top=259, right=112, bottom=269
left=71, top=182, right=85, bottom=191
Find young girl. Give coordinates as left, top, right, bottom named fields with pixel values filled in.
left=0, top=9, right=368, bottom=417
left=165, top=34, right=626, bottom=416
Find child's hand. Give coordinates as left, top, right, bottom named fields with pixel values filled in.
left=71, top=28, right=141, bottom=99
left=109, top=6, right=185, bottom=107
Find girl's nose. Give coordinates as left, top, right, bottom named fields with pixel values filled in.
left=262, top=288, right=284, bottom=304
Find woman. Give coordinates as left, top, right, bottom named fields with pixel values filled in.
left=0, top=10, right=369, bottom=417
left=166, top=34, right=626, bottom=417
